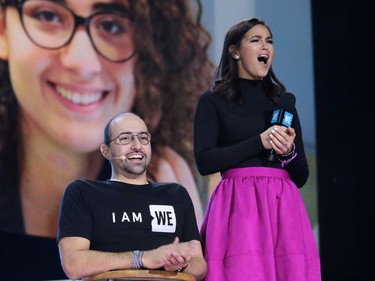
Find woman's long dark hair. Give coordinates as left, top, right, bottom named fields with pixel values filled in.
left=211, top=18, right=285, bottom=103
left=128, top=0, right=213, bottom=180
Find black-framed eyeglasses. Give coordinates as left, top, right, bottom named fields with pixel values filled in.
left=107, top=132, right=151, bottom=146
left=1, top=0, right=136, bottom=62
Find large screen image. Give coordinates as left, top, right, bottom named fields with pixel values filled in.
left=0, top=0, right=316, bottom=279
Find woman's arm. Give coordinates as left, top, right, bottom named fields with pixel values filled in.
left=194, top=93, right=263, bottom=175
left=283, top=108, right=309, bottom=187
left=263, top=92, right=309, bottom=187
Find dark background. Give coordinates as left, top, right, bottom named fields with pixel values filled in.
left=312, top=0, right=374, bottom=280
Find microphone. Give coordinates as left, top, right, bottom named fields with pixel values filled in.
left=268, top=93, right=295, bottom=162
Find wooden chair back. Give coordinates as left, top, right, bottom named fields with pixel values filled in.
left=82, top=269, right=196, bottom=281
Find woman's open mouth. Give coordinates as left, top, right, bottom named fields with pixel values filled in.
left=258, top=54, right=269, bottom=65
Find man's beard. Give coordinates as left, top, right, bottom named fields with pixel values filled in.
left=122, top=161, right=149, bottom=176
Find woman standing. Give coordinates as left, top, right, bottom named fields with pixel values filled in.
left=194, top=18, right=321, bottom=280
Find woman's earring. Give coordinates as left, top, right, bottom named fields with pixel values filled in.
left=233, top=55, right=239, bottom=59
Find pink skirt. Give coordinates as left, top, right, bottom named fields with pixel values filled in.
left=200, top=167, right=321, bottom=281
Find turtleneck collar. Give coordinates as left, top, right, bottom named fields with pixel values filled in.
left=238, top=78, right=265, bottom=101
left=238, top=78, right=263, bottom=87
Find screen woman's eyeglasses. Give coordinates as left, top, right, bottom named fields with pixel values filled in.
left=2, top=0, right=136, bottom=62
left=107, top=132, right=152, bottom=146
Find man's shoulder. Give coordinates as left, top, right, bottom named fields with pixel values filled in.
left=150, top=182, right=187, bottom=193
left=65, top=179, right=108, bottom=194
left=149, top=182, right=190, bottom=201
left=68, top=178, right=104, bottom=187
left=149, top=181, right=180, bottom=189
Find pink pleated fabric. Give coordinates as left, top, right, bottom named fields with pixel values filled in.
left=200, top=167, right=321, bottom=281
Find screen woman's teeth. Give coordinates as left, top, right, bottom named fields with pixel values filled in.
left=56, top=86, right=102, bottom=105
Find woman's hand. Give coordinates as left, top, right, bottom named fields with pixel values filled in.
left=260, top=125, right=296, bottom=155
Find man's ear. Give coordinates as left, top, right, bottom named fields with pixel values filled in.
left=100, top=144, right=111, bottom=160
left=0, top=11, right=9, bottom=61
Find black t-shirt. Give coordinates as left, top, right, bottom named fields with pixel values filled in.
left=58, top=179, right=200, bottom=252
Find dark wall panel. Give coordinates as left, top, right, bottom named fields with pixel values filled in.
left=312, top=1, right=374, bottom=280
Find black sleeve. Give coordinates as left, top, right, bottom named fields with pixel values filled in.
left=193, top=92, right=264, bottom=175
left=284, top=102, right=309, bottom=187
left=178, top=186, right=201, bottom=242
left=57, top=180, right=92, bottom=243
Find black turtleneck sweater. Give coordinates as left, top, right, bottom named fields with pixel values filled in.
left=194, top=79, right=309, bottom=188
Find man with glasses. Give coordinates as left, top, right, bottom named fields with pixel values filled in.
left=57, top=112, right=206, bottom=281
